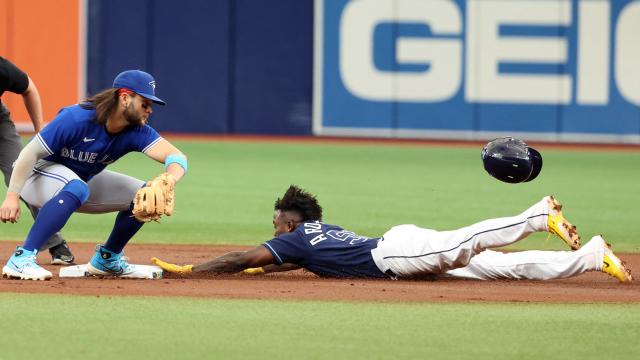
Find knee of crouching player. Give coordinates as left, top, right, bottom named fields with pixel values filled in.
left=60, top=180, right=90, bottom=204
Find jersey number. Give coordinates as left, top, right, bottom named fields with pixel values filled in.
left=326, top=230, right=369, bottom=245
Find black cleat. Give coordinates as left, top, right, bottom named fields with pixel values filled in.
left=50, top=240, right=76, bottom=265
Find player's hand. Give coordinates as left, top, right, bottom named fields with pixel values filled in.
left=132, top=173, right=175, bottom=222
left=0, top=193, right=21, bottom=223
left=242, top=267, right=266, bottom=275
left=151, top=257, right=193, bottom=274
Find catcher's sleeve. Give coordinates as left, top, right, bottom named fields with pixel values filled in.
left=151, top=257, right=193, bottom=274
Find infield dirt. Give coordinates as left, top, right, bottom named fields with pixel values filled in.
left=1, top=241, right=639, bottom=303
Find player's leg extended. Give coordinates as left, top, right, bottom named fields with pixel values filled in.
left=81, top=170, right=145, bottom=275
left=444, top=248, right=595, bottom=280
left=373, top=196, right=579, bottom=277
left=443, top=196, right=579, bottom=252
left=445, top=236, right=632, bottom=282
left=3, top=163, right=88, bottom=280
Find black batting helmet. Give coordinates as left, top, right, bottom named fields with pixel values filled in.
left=481, top=137, right=543, bottom=183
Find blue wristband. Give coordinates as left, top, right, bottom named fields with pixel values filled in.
left=164, top=154, right=188, bottom=173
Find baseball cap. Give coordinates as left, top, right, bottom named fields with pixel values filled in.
left=112, top=70, right=166, bottom=105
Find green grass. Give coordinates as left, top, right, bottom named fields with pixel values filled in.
left=2, top=139, right=640, bottom=251
left=0, top=293, right=638, bottom=360
left=1, top=139, right=639, bottom=359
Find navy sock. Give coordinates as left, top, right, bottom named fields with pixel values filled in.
left=23, top=191, right=82, bottom=251
left=103, top=210, right=144, bottom=254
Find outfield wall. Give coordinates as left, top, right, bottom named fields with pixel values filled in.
left=86, top=0, right=313, bottom=135
left=314, top=0, right=640, bottom=143
left=0, top=0, right=84, bottom=130
left=2, top=0, right=639, bottom=143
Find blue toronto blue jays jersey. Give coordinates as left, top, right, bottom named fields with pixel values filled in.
left=35, top=104, right=162, bottom=181
left=263, top=221, right=386, bottom=278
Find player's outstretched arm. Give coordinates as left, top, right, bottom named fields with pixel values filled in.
left=152, top=246, right=276, bottom=276
left=194, top=246, right=275, bottom=274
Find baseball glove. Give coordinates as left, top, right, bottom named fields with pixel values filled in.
left=132, top=173, right=176, bottom=222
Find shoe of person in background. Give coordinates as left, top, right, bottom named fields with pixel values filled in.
left=50, top=239, right=76, bottom=265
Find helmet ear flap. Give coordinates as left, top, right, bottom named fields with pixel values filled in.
left=524, top=147, right=543, bottom=182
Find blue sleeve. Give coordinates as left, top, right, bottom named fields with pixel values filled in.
left=133, top=125, right=162, bottom=153
left=36, top=108, right=82, bottom=155
left=263, top=232, right=308, bottom=265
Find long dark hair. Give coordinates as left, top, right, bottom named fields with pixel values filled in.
left=80, top=88, right=119, bottom=124
left=274, top=185, right=323, bottom=221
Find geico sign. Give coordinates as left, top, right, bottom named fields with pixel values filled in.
left=340, top=0, right=640, bottom=106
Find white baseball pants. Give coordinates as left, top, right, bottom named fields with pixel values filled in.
left=371, top=197, right=600, bottom=280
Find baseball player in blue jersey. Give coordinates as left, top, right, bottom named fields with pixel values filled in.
left=1, top=69, right=187, bottom=280
left=152, top=185, right=632, bottom=282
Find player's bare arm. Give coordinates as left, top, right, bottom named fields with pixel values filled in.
left=22, top=76, right=44, bottom=133
left=152, top=245, right=276, bottom=275
left=145, top=139, right=187, bottom=182
left=196, top=246, right=275, bottom=274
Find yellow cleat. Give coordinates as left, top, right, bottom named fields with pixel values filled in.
left=602, top=241, right=633, bottom=282
left=546, top=196, right=581, bottom=250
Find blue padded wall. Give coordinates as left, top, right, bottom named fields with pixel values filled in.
left=86, top=0, right=313, bottom=135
